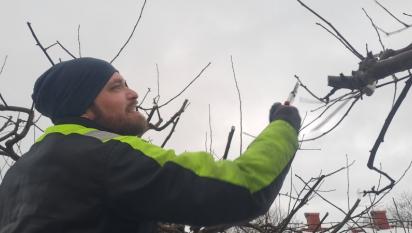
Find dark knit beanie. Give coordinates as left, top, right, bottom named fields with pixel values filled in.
left=32, top=57, right=118, bottom=121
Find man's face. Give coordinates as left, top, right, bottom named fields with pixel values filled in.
left=85, top=72, right=148, bottom=136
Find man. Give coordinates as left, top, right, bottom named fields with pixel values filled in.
left=0, top=57, right=301, bottom=233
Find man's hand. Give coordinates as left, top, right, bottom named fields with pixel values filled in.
left=269, top=102, right=301, bottom=132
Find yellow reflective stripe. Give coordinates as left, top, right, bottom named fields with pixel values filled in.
left=112, top=120, right=298, bottom=193
left=35, top=124, right=97, bottom=143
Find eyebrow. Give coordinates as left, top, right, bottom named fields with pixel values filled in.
left=109, top=78, right=125, bottom=85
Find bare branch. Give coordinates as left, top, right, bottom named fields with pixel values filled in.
left=346, top=154, right=350, bottom=212
left=362, top=8, right=385, bottom=51
left=392, top=198, right=408, bottom=232
left=301, top=94, right=361, bottom=142
left=330, top=199, right=361, bottom=233
left=296, top=0, right=364, bottom=60
left=277, top=175, right=325, bottom=232
left=155, top=63, right=160, bottom=103
left=44, top=42, right=58, bottom=50
left=208, top=104, right=213, bottom=154
left=159, top=62, right=211, bottom=108
left=161, top=116, right=181, bottom=148
left=110, top=0, right=147, bottom=64
left=222, top=126, right=235, bottom=160
left=56, top=41, right=77, bottom=59
left=77, top=24, right=82, bottom=58
left=375, top=0, right=410, bottom=28
left=328, top=47, right=412, bottom=90
left=27, top=22, right=55, bottom=66
left=230, top=55, right=243, bottom=154
left=0, top=103, right=35, bottom=161
left=313, top=212, right=328, bottom=232
left=0, top=55, right=8, bottom=76
left=149, top=99, right=189, bottom=131
left=303, top=96, right=353, bottom=132
left=316, top=23, right=363, bottom=59
left=366, top=77, right=412, bottom=194
left=137, top=88, right=151, bottom=108
left=376, top=73, right=411, bottom=89
left=294, top=75, right=325, bottom=103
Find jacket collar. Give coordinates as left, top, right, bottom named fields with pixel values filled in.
left=53, top=117, right=111, bottom=133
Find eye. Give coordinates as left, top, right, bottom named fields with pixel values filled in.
left=110, top=84, right=122, bottom=90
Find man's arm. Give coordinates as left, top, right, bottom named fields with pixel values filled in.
left=105, top=117, right=298, bottom=226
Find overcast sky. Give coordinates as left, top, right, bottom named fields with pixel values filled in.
left=1, top=0, right=411, bottom=225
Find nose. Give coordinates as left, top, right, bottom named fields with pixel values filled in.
left=127, top=88, right=138, bottom=100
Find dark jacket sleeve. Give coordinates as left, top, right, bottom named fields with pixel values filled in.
left=104, top=120, right=298, bottom=226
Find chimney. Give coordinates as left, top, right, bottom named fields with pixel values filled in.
left=304, top=212, right=321, bottom=232
left=370, top=210, right=391, bottom=230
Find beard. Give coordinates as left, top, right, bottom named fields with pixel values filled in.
left=90, top=104, right=148, bottom=136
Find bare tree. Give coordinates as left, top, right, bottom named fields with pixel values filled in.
left=388, top=192, right=412, bottom=223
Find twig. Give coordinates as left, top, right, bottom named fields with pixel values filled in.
left=301, top=94, right=361, bottom=142
left=208, top=104, right=213, bottom=154
left=77, top=24, right=82, bottom=58
left=304, top=96, right=352, bottom=132
left=288, top=166, right=293, bottom=215
left=296, top=0, right=364, bottom=60
left=376, top=73, right=411, bottom=88
left=222, top=126, right=235, bottom=160
left=0, top=116, right=13, bottom=132
left=0, top=55, right=8, bottom=76
left=391, top=75, right=398, bottom=108
left=375, top=0, right=409, bottom=27
left=378, top=26, right=411, bottom=36
left=278, top=175, right=325, bottom=232
left=316, top=23, right=362, bottom=59
left=56, top=41, right=77, bottom=59
left=294, top=75, right=325, bottom=103
left=394, top=160, right=412, bottom=186
left=149, top=99, right=189, bottom=131
left=230, top=55, right=243, bottom=154
left=404, top=13, right=412, bottom=17
left=366, top=76, right=412, bottom=194
left=110, top=0, right=147, bottom=63
left=27, top=22, right=54, bottom=66
left=0, top=103, right=35, bottom=161
left=155, top=63, right=160, bottom=103
left=330, top=199, right=361, bottom=233
left=242, top=132, right=256, bottom=139
left=313, top=212, right=328, bottom=233
left=159, top=62, right=211, bottom=108
left=346, top=154, right=350, bottom=212
left=44, top=42, right=58, bottom=50
left=362, top=8, right=385, bottom=51
left=138, top=88, right=151, bottom=108
left=161, top=116, right=181, bottom=148
left=392, top=198, right=407, bottom=232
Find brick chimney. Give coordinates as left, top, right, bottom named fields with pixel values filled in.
left=370, top=210, right=390, bottom=230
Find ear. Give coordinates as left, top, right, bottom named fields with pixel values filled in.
left=81, top=107, right=96, bottom=120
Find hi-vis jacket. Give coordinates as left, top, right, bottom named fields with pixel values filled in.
left=0, top=117, right=298, bottom=233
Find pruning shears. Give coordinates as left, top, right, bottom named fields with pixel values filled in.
left=284, top=81, right=300, bottom=105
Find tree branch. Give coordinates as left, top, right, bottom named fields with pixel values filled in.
left=27, top=22, right=55, bottom=66
left=222, top=126, right=235, bottom=160
left=296, top=0, right=364, bottom=60
left=230, top=56, right=243, bottom=154
left=56, top=41, right=77, bottom=59
left=0, top=55, right=8, bottom=76
left=110, top=0, right=147, bottom=64
left=159, top=62, right=211, bottom=108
